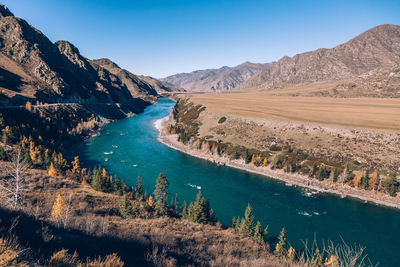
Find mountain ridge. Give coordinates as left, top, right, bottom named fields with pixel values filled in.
left=241, top=24, right=400, bottom=92
left=161, top=61, right=271, bottom=92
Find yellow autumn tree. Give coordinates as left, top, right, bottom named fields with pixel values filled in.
left=147, top=195, right=154, bottom=208
left=251, top=154, right=256, bottom=165
left=263, top=158, right=268, bottom=167
left=288, top=246, right=296, bottom=262
left=48, top=162, right=57, bottom=176
left=102, top=168, right=107, bottom=177
left=29, top=141, right=39, bottom=163
left=352, top=171, right=362, bottom=187
left=71, top=156, right=80, bottom=173
left=324, top=255, right=339, bottom=266
left=369, top=170, right=379, bottom=191
left=25, top=101, right=32, bottom=111
left=50, top=194, right=66, bottom=222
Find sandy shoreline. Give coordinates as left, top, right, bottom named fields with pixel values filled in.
left=154, top=116, right=400, bottom=211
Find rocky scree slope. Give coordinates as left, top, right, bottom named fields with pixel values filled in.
left=242, top=24, right=400, bottom=94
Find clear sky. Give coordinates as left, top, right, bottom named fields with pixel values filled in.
left=2, top=0, right=400, bottom=78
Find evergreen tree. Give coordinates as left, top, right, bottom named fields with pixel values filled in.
left=91, top=168, right=103, bottom=191
left=253, top=221, right=265, bottom=244
left=153, top=173, right=169, bottom=216
left=209, top=208, right=217, bottom=223
left=361, top=170, right=370, bottom=190
left=135, top=175, right=143, bottom=199
left=383, top=174, right=399, bottom=197
left=235, top=216, right=241, bottom=231
left=173, top=193, right=179, bottom=215
left=120, top=194, right=133, bottom=218
left=187, top=202, right=194, bottom=220
left=232, top=216, right=237, bottom=228
left=333, top=168, right=340, bottom=182
left=181, top=200, right=188, bottom=219
left=274, top=228, right=287, bottom=258
left=192, top=191, right=208, bottom=224
left=239, top=203, right=254, bottom=236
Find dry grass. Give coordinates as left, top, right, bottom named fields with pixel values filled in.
left=189, top=93, right=400, bottom=131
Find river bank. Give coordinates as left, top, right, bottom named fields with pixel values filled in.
left=155, top=115, right=400, bottom=211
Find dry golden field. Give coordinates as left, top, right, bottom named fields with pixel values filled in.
left=189, top=93, right=400, bottom=131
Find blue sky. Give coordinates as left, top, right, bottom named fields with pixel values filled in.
left=2, top=0, right=400, bottom=78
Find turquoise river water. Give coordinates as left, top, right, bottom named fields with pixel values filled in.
left=75, top=98, right=400, bottom=267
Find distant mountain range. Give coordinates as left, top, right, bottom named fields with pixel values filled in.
left=240, top=24, right=400, bottom=96
left=161, top=62, right=271, bottom=92
left=0, top=4, right=179, bottom=119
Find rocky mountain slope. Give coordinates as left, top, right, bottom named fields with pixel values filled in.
left=242, top=24, right=400, bottom=94
left=0, top=4, right=178, bottom=120
left=90, top=58, right=183, bottom=98
left=162, top=61, right=269, bottom=92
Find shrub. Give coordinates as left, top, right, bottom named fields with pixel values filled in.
left=218, top=117, right=227, bottom=124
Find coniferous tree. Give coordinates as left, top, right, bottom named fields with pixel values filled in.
left=232, top=216, right=236, bottom=228
left=181, top=200, right=188, bottom=219
left=209, top=208, right=217, bottom=223
left=274, top=228, right=287, bottom=258
left=253, top=221, right=265, bottom=244
left=333, top=168, right=340, bottom=182
left=192, top=191, right=208, bottom=223
left=235, top=216, right=241, bottom=230
left=173, top=193, right=179, bottom=215
left=120, top=194, right=133, bottom=218
left=91, top=168, right=103, bottom=191
left=153, top=173, right=169, bottom=216
left=239, top=203, right=254, bottom=236
left=135, top=175, right=143, bottom=199
left=361, top=170, right=370, bottom=190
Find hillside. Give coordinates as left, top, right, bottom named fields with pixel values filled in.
left=241, top=24, right=400, bottom=96
left=162, top=61, right=269, bottom=92
left=0, top=4, right=179, bottom=123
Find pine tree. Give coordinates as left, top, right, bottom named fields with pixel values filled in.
left=50, top=194, right=66, bottom=222
left=231, top=216, right=236, bottom=228
left=274, top=228, right=287, bottom=258
left=181, top=200, right=188, bottom=219
left=239, top=203, right=254, bottom=236
left=253, top=221, right=264, bottom=244
left=48, top=162, right=57, bottom=177
left=135, top=175, right=143, bottom=199
left=91, top=168, right=103, bottom=191
left=173, top=193, right=179, bottom=215
left=234, top=216, right=241, bottom=230
left=153, top=173, right=169, bottom=216
left=192, top=190, right=208, bottom=224
left=120, top=194, right=133, bottom=218
left=361, top=170, right=370, bottom=190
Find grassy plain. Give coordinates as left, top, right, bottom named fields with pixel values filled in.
left=189, top=93, right=400, bottom=131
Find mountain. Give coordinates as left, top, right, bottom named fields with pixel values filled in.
left=241, top=24, right=400, bottom=92
left=161, top=61, right=270, bottom=92
left=0, top=4, right=179, bottom=121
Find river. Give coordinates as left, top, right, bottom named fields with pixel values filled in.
left=75, top=98, right=400, bottom=267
